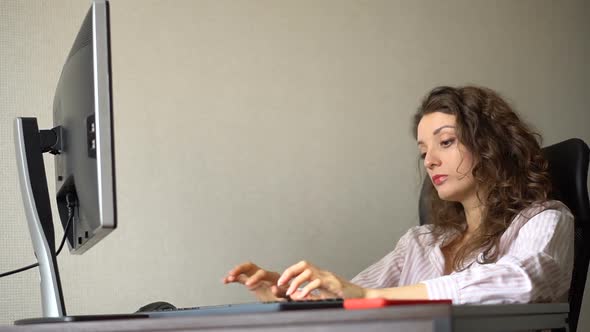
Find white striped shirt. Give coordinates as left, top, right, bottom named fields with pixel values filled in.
left=351, top=200, right=574, bottom=304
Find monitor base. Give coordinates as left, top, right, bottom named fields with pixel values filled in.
left=15, top=313, right=148, bottom=325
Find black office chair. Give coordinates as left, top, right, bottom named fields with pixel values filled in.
left=418, top=138, right=590, bottom=332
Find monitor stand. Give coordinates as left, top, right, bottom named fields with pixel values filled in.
left=13, top=117, right=146, bottom=324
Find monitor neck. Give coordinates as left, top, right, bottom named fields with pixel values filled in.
left=14, top=117, right=66, bottom=318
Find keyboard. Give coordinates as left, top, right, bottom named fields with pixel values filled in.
left=141, top=298, right=344, bottom=318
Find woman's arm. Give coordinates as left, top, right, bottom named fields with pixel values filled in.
left=365, top=208, right=573, bottom=303
left=281, top=208, right=572, bottom=303
left=419, top=208, right=574, bottom=304
left=364, top=284, right=429, bottom=299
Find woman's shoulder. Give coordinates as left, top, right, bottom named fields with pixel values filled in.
left=499, top=200, right=575, bottom=250
left=517, top=200, right=572, bottom=219
left=510, top=199, right=574, bottom=229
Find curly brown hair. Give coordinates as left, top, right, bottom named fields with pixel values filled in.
left=413, top=85, right=552, bottom=271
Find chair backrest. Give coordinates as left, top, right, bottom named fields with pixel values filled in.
left=543, top=138, right=590, bottom=332
left=418, top=138, right=590, bottom=332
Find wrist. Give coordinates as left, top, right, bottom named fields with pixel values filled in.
left=363, top=288, right=382, bottom=299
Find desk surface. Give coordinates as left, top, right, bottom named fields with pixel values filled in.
left=0, top=303, right=568, bottom=332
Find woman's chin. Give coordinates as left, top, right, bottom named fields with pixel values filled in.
left=435, top=189, right=459, bottom=202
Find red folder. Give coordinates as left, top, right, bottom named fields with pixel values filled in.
left=344, top=298, right=452, bottom=310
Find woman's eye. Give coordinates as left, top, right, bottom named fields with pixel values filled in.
left=441, top=138, right=455, bottom=147
left=420, top=153, right=426, bottom=160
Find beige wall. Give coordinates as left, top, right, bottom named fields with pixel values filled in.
left=1, top=0, right=589, bottom=328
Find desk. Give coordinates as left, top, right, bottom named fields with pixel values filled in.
left=0, top=303, right=568, bottom=332
left=453, top=303, right=569, bottom=331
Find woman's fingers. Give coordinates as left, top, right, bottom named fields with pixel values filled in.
left=235, top=274, right=248, bottom=282
left=278, top=260, right=310, bottom=287
left=286, top=268, right=313, bottom=296
left=245, top=269, right=267, bottom=289
left=223, top=262, right=260, bottom=284
left=221, top=275, right=235, bottom=284
left=245, top=269, right=265, bottom=286
left=271, top=285, right=287, bottom=298
left=293, top=278, right=322, bottom=299
left=223, top=263, right=282, bottom=291
left=228, top=262, right=258, bottom=277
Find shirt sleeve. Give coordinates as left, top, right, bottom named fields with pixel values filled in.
left=421, top=209, right=574, bottom=304
left=351, top=227, right=414, bottom=289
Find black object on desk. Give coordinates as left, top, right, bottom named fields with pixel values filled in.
left=137, top=298, right=344, bottom=318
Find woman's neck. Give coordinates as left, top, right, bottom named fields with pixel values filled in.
left=461, top=196, right=484, bottom=234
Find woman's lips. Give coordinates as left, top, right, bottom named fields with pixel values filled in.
left=432, top=175, right=448, bottom=186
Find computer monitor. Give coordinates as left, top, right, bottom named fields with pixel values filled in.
left=13, top=0, right=127, bottom=324
left=53, top=0, right=115, bottom=254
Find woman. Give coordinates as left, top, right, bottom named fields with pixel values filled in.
left=222, top=85, right=574, bottom=304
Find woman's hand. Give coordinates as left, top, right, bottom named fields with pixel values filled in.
left=277, top=260, right=366, bottom=300
left=222, top=262, right=289, bottom=302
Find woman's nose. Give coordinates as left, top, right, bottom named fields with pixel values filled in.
left=424, top=151, right=441, bottom=169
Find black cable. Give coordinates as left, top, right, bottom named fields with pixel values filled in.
left=0, top=196, right=75, bottom=278
left=56, top=194, right=75, bottom=256
left=0, top=262, right=39, bottom=278
left=56, top=212, right=73, bottom=256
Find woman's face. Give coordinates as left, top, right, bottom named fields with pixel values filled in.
left=417, top=112, right=477, bottom=204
